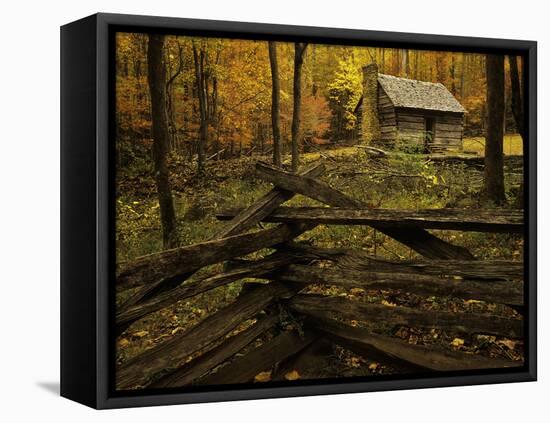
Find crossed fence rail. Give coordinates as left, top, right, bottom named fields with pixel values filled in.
left=115, top=161, right=524, bottom=390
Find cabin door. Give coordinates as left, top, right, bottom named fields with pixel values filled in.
left=424, top=117, right=435, bottom=152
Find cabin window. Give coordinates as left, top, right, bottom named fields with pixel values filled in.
left=425, top=117, right=435, bottom=152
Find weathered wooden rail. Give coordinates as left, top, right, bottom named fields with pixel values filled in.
left=217, top=206, right=524, bottom=233
left=116, top=161, right=524, bottom=390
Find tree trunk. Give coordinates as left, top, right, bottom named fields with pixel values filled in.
left=509, top=55, right=525, bottom=144
left=450, top=54, right=456, bottom=95
left=393, top=49, right=401, bottom=75
left=147, top=34, right=178, bottom=249
left=192, top=41, right=207, bottom=175
left=291, top=43, right=307, bottom=173
left=268, top=41, right=282, bottom=167
left=460, top=53, right=466, bottom=100
left=211, top=50, right=220, bottom=155
left=401, top=49, right=409, bottom=77
left=484, top=54, right=506, bottom=205
left=311, top=44, right=318, bottom=96
left=165, top=43, right=183, bottom=152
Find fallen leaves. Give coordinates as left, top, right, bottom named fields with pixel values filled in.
left=345, top=355, right=366, bottom=368
left=498, top=339, right=517, bottom=350
left=349, top=357, right=362, bottom=368
left=451, top=338, right=465, bottom=347
left=132, top=330, right=149, bottom=339
left=284, top=370, right=301, bottom=381
left=254, top=371, right=272, bottom=383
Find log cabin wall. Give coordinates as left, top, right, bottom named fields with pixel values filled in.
left=394, top=110, right=464, bottom=152
left=432, top=114, right=464, bottom=151
left=377, top=86, right=397, bottom=147
left=395, top=110, right=425, bottom=148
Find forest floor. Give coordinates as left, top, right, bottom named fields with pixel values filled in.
left=296, top=134, right=523, bottom=163
left=115, top=136, right=525, bottom=383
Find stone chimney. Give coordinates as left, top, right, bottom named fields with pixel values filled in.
left=361, top=63, right=380, bottom=144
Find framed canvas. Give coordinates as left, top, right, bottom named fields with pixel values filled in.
left=60, top=13, right=537, bottom=409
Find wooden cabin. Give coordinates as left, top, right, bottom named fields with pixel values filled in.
left=356, top=64, right=466, bottom=152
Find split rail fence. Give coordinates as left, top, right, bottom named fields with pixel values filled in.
left=116, top=161, right=524, bottom=390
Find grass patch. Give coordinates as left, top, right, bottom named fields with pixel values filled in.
left=463, top=134, right=523, bottom=156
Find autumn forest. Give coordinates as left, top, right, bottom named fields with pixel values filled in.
left=115, top=32, right=526, bottom=390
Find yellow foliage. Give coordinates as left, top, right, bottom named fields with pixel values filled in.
left=368, top=363, right=379, bottom=371
left=451, top=338, right=465, bottom=347
left=118, top=338, right=130, bottom=348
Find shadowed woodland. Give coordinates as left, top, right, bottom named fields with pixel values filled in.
left=115, top=32, right=525, bottom=390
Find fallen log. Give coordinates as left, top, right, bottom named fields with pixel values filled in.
left=116, top=282, right=297, bottom=390
left=255, top=162, right=475, bottom=260
left=196, top=330, right=318, bottom=386
left=356, top=145, right=389, bottom=157
left=150, top=312, right=280, bottom=388
left=289, top=294, right=523, bottom=338
left=217, top=206, right=524, bottom=233
left=206, top=148, right=226, bottom=161
left=307, top=316, right=522, bottom=372
left=244, top=146, right=257, bottom=156
left=279, top=264, right=524, bottom=306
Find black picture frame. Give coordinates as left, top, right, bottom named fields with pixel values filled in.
left=61, top=12, right=537, bottom=409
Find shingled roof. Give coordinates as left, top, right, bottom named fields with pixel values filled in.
left=377, top=73, right=466, bottom=113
